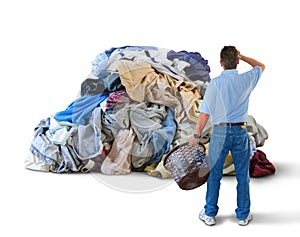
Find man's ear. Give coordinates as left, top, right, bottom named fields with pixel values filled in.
left=220, top=60, right=225, bottom=69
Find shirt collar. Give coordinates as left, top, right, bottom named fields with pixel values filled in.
left=221, top=69, right=238, bottom=75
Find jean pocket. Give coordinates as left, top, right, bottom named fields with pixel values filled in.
left=234, top=133, right=249, bottom=152
left=209, top=133, right=227, bottom=154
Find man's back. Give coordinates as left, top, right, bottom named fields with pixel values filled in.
left=202, top=66, right=262, bottom=124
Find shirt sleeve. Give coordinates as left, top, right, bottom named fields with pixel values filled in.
left=199, top=82, right=214, bottom=115
left=242, top=66, right=262, bottom=90
left=200, top=100, right=210, bottom=114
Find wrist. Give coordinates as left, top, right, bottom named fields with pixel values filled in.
left=193, top=133, right=201, bottom=139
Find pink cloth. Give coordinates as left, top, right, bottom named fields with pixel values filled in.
left=101, top=128, right=135, bottom=175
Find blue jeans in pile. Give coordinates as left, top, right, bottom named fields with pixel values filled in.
left=204, top=125, right=251, bottom=220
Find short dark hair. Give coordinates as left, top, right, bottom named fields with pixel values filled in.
left=220, top=46, right=238, bottom=69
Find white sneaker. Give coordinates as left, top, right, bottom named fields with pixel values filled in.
left=238, top=213, right=252, bottom=226
left=199, top=209, right=216, bottom=226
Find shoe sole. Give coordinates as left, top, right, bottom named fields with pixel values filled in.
left=199, top=214, right=216, bottom=226
left=238, top=214, right=252, bottom=226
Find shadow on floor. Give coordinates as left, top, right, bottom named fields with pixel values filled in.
left=211, top=210, right=300, bottom=225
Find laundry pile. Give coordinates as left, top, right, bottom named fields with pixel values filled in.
left=25, top=46, right=274, bottom=178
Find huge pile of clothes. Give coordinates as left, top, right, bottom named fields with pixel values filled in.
left=25, top=46, right=274, bottom=178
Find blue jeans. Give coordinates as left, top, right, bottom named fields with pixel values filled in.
left=204, top=125, right=251, bottom=220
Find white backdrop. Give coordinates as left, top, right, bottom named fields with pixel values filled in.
left=1, top=0, right=299, bottom=236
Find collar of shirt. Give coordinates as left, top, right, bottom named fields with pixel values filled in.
left=221, top=69, right=238, bottom=75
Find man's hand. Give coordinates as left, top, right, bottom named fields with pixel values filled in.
left=237, top=50, right=242, bottom=59
left=236, top=50, right=265, bottom=72
left=189, top=136, right=200, bottom=146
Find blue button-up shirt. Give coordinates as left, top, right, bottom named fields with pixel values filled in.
left=200, top=66, right=262, bottom=124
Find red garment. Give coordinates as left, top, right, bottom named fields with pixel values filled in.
left=249, top=150, right=276, bottom=177
left=105, top=90, right=131, bottom=109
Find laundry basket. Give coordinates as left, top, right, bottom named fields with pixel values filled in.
left=164, top=142, right=210, bottom=190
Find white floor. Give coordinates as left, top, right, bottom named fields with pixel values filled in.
left=2, top=125, right=299, bottom=237
left=1, top=1, right=300, bottom=236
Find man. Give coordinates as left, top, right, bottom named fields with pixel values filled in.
left=189, top=46, right=265, bottom=226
